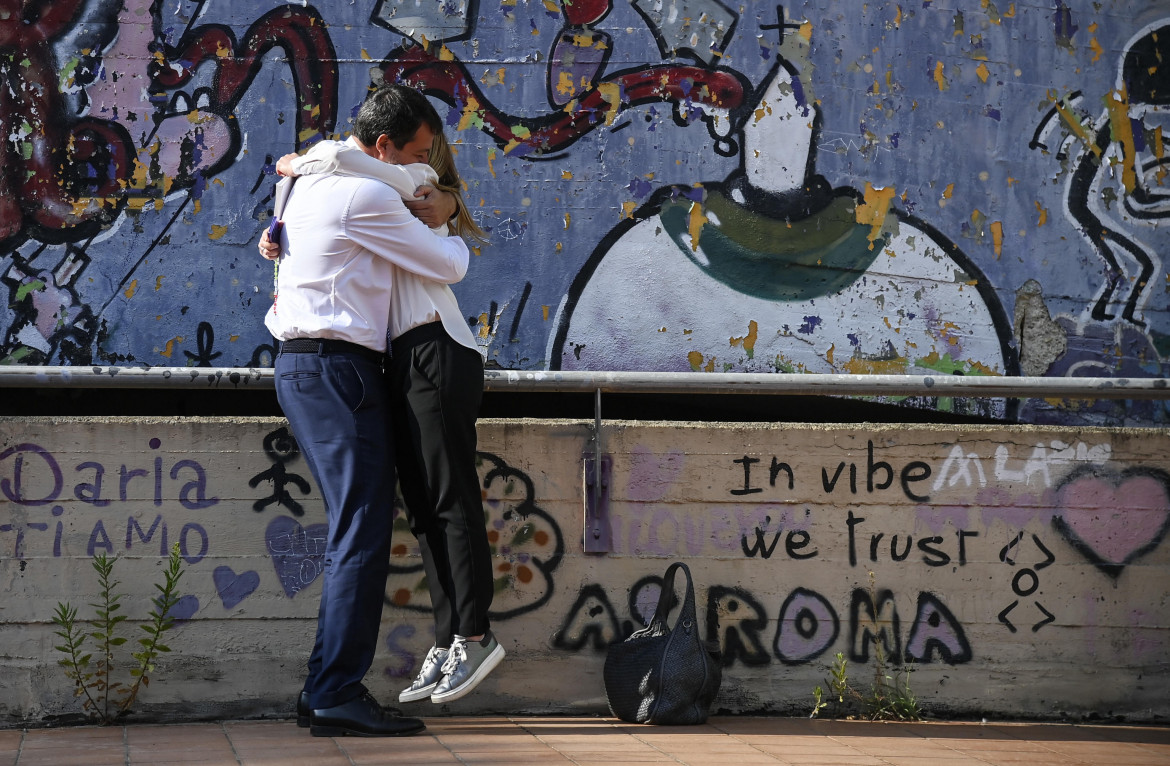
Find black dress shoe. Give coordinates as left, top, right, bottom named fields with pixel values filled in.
left=299, top=689, right=403, bottom=727
left=310, top=692, right=425, bottom=737
left=297, top=691, right=310, bottom=728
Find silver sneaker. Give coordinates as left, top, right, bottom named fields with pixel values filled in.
left=398, top=646, right=450, bottom=703
left=430, top=632, right=505, bottom=704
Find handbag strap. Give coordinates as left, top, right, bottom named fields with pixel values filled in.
left=650, top=561, right=698, bottom=630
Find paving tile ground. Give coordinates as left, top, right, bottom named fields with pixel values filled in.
left=4, top=716, right=1169, bottom=766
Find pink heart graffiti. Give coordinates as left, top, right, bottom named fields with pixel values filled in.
left=1053, top=465, right=1170, bottom=578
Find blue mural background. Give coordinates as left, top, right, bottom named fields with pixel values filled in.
left=1, top=1, right=1167, bottom=426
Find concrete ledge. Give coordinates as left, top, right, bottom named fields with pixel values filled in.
left=1, top=417, right=1167, bottom=725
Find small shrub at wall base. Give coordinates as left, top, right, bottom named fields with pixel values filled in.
left=809, top=650, right=922, bottom=722
left=51, top=543, right=186, bottom=725
left=810, top=573, right=923, bottom=722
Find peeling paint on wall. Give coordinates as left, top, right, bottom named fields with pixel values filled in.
left=0, top=2, right=1166, bottom=425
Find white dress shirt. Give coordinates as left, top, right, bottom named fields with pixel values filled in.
left=263, top=139, right=470, bottom=353
left=288, top=139, right=481, bottom=355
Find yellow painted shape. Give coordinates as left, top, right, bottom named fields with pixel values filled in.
left=1052, top=93, right=1100, bottom=158
left=687, top=350, right=704, bottom=371
left=981, top=0, right=1002, bottom=24
left=976, top=62, right=989, bottom=83
left=124, top=280, right=138, bottom=299
left=1034, top=201, right=1048, bottom=226
left=542, top=305, right=549, bottom=321
left=486, top=148, right=497, bottom=179
left=842, top=354, right=908, bottom=375
left=621, top=200, right=637, bottom=219
left=933, top=60, right=948, bottom=91
left=687, top=201, right=708, bottom=251
left=855, top=183, right=896, bottom=249
left=1104, top=87, right=1138, bottom=193
left=209, top=225, right=228, bottom=241
left=943, top=183, right=954, bottom=199
left=155, top=276, right=164, bottom=291
left=563, top=212, right=571, bottom=230
left=186, top=109, right=215, bottom=125
left=130, top=155, right=152, bottom=189
left=561, top=169, right=573, bottom=180
left=360, top=49, right=370, bottom=60
left=477, top=312, right=491, bottom=340
left=555, top=71, right=575, bottom=98
left=160, top=337, right=182, bottom=358
left=597, top=82, right=622, bottom=125
left=1153, top=130, right=1167, bottom=187
left=990, top=220, right=1003, bottom=258
left=729, top=320, right=758, bottom=352
left=456, top=95, right=485, bottom=132
left=753, top=101, right=773, bottom=124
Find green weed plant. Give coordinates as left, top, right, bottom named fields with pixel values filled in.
left=51, top=543, right=186, bottom=724
left=810, top=574, right=923, bottom=722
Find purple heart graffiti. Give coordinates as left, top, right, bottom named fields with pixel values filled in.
left=213, top=566, right=260, bottom=609
left=167, top=594, right=200, bottom=622
left=1053, top=465, right=1170, bottom=578
left=266, top=515, right=329, bottom=598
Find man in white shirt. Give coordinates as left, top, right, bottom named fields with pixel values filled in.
left=263, top=85, right=468, bottom=738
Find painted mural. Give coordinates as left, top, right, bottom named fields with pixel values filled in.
left=0, top=1, right=1167, bottom=425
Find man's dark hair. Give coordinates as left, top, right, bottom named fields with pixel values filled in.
left=353, top=84, right=442, bottom=148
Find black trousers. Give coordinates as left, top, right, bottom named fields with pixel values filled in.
left=390, top=322, right=493, bottom=645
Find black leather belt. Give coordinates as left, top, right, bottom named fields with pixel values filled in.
left=279, top=338, right=385, bottom=365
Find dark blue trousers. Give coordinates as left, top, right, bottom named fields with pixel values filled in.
left=274, top=344, right=393, bottom=710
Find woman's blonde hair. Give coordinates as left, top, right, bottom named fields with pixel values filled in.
left=429, top=132, right=488, bottom=243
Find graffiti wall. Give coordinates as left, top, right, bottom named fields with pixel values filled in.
left=0, top=2, right=1167, bottom=425
left=1, top=416, right=1167, bottom=723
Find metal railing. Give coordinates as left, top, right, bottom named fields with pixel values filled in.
left=0, top=365, right=1168, bottom=399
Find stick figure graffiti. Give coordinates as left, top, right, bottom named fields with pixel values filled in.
left=1031, top=20, right=1169, bottom=327
left=248, top=427, right=311, bottom=517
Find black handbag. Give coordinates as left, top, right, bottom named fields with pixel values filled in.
left=603, top=561, right=722, bottom=725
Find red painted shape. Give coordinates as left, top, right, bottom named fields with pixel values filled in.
left=560, top=0, right=612, bottom=26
